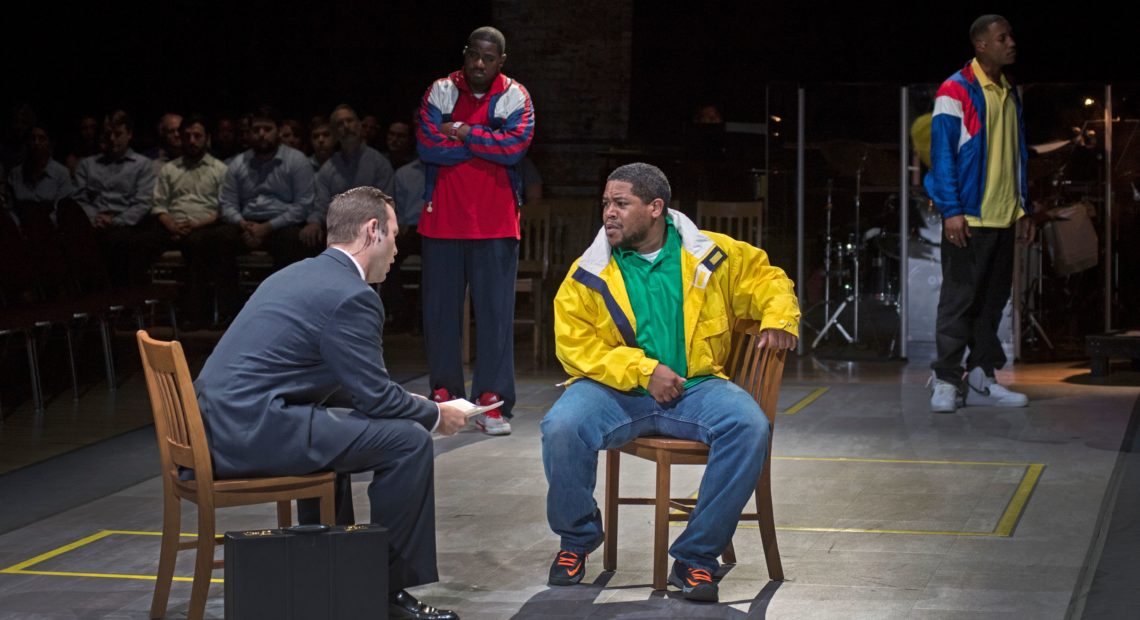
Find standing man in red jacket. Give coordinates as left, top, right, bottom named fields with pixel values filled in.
left=416, top=26, right=535, bottom=435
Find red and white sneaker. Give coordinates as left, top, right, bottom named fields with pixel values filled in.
left=475, top=392, right=511, bottom=436
left=429, top=387, right=452, bottom=403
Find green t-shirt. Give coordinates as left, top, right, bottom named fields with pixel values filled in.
left=612, top=217, right=712, bottom=393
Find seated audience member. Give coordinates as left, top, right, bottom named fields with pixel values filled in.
left=141, top=114, right=229, bottom=329
left=212, top=114, right=241, bottom=162
left=361, top=114, right=383, bottom=150
left=7, top=125, right=74, bottom=293
left=72, top=110, right=158, bottom=288
left=65, top=114, right=100, bottom=178
left=280, top=118, right=304, bottom=152
left=145, top=112, right=183, bottom=167
left=194, top=186, right=464, bottom=620
left=385, top=119, right=416, bottom=170
left=302, top=104, right=395, bottom=251
left=206, top=105, right=314, bottom=320
left=541, top=163, right=799, bottom=602
left=9, top=126, right=75, bottom=209
left=520, top=155, right=543, bottom=204
left=309, top=120, right=335, bottom=171
left=389, top=156, right=426, bottom=331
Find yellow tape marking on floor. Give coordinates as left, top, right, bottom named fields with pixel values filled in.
left=781, top=387, right=828, bottom=415
left=1, top=530, right=223, bottom=583
left=663, top=456, right=1045, bottom=537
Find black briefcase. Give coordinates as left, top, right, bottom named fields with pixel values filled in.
left=224, top=523, right=388, bottom=620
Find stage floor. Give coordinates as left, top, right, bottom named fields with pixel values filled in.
left=0, top=328, right=1137, bottom=619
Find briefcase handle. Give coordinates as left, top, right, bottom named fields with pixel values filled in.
left=285, top=524, right=331, bottom=535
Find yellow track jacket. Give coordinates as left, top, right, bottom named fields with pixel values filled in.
left=554, top=209, right=800, bottom=390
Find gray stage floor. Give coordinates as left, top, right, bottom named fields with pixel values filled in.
left=0, top=354, right=1137, bottom=619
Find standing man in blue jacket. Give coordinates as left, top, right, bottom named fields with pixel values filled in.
left=925, top=14, right=1034, bottom=413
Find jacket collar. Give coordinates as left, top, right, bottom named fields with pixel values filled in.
left=577, top=209, right=717, bottom=276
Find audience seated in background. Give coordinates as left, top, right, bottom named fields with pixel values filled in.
left=7, top=125, right=74, bottom=295
left=206, top=105, right=314, bottom=321
left=302, top=104, right=395, bottom=252
left=280, top=118, right=304, bottom=152
left=361, top=114, right=383, bottom=150
left=64, top=114, right=100, bottom=179
left=212, top=114, right=240, bottom=162
left=309, top=120, right=334, bottom=171
left=145, top=112, right=183, bottom=167
left=385, top=119, right=416, bottom=170
left=72, top=110, right=158, bottom=288
left=389, top=155, right=426, bottom=332
left=140, top=114, right=229, bottom=330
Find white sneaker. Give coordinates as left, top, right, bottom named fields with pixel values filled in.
left=928, top=375, right=963, bottom=413
left=476, top=409, right=512, bottom=435
left=964, top=367, right=1028, bottom=407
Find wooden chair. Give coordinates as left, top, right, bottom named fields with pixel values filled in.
left=461, top=203, right=552, bottom=367
left=696, top=200, right=764, bottom=248
left=602, top=319, right=786, bottom=590
left=136, top=330, right=335, bottom=620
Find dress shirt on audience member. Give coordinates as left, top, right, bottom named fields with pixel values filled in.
left=152, top=153, right=227, bottom=225
left=312, top=146, right=395, bottom=226
left=73, top=148, right=156, bottom=226
left=220, top=144, right=314, bottom=229
left=393, top=158, right=425, bottom=228
left=9, top=159, right=74, bottom=205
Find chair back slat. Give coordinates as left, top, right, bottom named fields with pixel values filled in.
left=697, top=201, right=764, bottom=248
left=137, top=330, right=216, bottom=485
left=519, top=203, right=551, bottom=277
left=727, top=319, right=787, bottom=425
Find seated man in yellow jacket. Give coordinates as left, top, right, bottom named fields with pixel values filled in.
left=542, top=163, right=800, bottom=602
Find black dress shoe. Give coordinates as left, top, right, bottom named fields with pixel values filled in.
left=388, top=590, right=459, bottom=620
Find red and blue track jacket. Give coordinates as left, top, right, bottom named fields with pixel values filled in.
left=415, top=71, right=535, bottom=239
left=923, top=61, right=1030, bottom=220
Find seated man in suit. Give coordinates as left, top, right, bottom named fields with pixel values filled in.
left=541, top=163, right=799, bottom=602
left=195, top=186, right=466, bottom=620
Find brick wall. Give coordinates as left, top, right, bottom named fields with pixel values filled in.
left=491, top=0, right=632, bottom=195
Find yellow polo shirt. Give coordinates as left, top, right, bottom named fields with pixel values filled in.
left=968, top=58, right=1021, bottom=228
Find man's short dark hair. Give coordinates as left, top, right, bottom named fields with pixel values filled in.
left=330, top=104, right=357, bottom=123
left=970, top=15, right=1006, bottom=43
left=326, top=187, right=394, bottom=245
left=250, top=105, right=283, bottom=127
left=469, top=26, right=506, bottom=55
left=106, top=110, right=134, bottom=133
left=180, top=113, right=209, bottom=134
left=607, top=163, right=672, bottom=209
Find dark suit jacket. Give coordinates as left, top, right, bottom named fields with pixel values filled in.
left=195, top=248, right=437, bottom=478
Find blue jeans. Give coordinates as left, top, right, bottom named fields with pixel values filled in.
left=540, top=378, right=770, bottom=572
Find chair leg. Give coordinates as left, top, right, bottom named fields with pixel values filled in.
left=319, top=483, right=336, bottom=525
left=150, top=493, right=181, bottom=619
left=653, top=453, right=672, bottom=591
left=756, top=464, right=784, bottom=580
left=64, top=326, right=80, bottom=400
left=603, top=450, right=619, bottom=572
left=722, top=539, right=737, bottom=566
left=187, top=505, right=216, bottom=620
left=97, top=317, right=116, bottom=391
left=276, top=501, right=292, bottom=527
left=23, top=331, right=44, bottom=414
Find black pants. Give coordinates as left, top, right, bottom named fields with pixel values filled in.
left=195, top=223, right=306, bottom=317
left=421, top=236, right=518, bottom=416
left=932, top=226, right=1014, bottom=383
left=135, top=221, right=227, bottom=323
left=298, top=418, right=438, bottom=592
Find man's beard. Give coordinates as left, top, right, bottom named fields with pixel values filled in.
left=615, top=225, right=650, bottom=250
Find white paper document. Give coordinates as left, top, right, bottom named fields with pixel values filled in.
left=440, top=398, right=505, bottom=419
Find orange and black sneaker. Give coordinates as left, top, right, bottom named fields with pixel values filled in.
left=548, top=550, right=587, bottom=586
left=668, top=561, right=718, bottom=602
